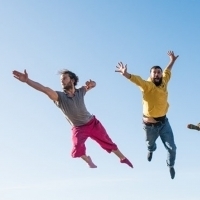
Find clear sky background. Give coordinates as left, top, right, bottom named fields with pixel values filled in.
left=1, top=0, right=200, bottom=200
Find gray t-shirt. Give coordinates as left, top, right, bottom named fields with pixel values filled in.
left=54, top=87, right=93, bottom=126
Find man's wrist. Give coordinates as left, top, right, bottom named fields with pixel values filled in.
left=123, top=72, right=131, bottom=79
left=26, top=78, right=30, bottom=84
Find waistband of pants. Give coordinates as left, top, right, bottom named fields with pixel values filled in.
left=71, top=115, right=95, bottom=129
left=143, top=115, right=166, bottom=127
left=143, top=121, right=163, bottom=127
left=143, top=114, right=166, bottom=122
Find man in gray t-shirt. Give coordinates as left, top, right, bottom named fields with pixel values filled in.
left=13, top=69, right=133, bottom=169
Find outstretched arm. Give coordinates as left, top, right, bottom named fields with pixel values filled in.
left=84, top=79, right=96, bottom=92
left=115, top=62, right=131, bottom=79
left=115, top=62, right=153, bottom=91
left=12, top=70, right=58, bottom=101
left=165, top=51, right=179, bottom=71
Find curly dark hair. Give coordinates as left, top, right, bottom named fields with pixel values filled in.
left=58, top=69, right=79, bottom=86
left=150, top=66, right=162, bottom=72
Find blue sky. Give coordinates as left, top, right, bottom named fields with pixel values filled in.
left=1, top=0, right=200, bottom=199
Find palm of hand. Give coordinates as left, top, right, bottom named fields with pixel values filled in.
left=119, top=66, right=126, bottom=74
left=19, top=74, right=27, bottom=82
left=85, top=80, right=94, bottom=88
left=85, top=81, right=91, bottom=86
left=13, top=70, right=28, bottom=82
left=168, top=51, right=179, bottom=61
left=115, top=62, right=127, bottom=74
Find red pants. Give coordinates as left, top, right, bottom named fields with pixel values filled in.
left=71, top=116, right=118, bottom=158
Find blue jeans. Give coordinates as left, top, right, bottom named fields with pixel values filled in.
left=143, top=118, right=176, bottom=167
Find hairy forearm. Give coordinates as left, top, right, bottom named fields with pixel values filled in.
left=26, top=78, right=47, bottom=93
left=123, top=71, right=131, bottom=79
left=166, top=60, right=175, bottom=71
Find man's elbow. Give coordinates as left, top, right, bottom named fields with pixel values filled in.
left=44, top=87, right=58, bottom=101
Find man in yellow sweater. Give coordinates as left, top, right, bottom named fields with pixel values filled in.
left=115, top=51, right=179, bottom=179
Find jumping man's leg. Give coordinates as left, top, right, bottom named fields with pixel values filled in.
left=143, top=124, right=159, bottom=162
left=112, top=149, right=133, bottom=168
left=90, top=116, right=133, bottom=168
left=112, top=149, right=126, bottom=159
left=159, top=118, right=176, bottom=179
left=81, top=155, right=97, bottom=168
left=71, top=126, right=97, bottom=168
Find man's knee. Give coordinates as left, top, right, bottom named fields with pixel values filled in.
left=71, top=144, right=86, bottom=158
left=166, top=143, right=176, bottom=153
left=146, top=141, right=157, bottom=150
left=171, top=145, right=177, bottom=152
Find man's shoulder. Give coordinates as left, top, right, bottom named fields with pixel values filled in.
left=163, top=68, right=171, bottom=75
left=55, top=91, right=64, bottom=95
left=76, top=86, right=86, bottom=95
left=55, top=91, right=66, bottom=100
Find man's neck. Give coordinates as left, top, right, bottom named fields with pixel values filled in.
left=64, top=88, right=76, bottom=96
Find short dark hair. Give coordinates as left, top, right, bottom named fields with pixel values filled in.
left=58, top=69, right=79, bottom=86
left=150, top=66, right=162, bottom=72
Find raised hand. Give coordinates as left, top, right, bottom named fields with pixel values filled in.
left=85, top=79, right=96, bottom=90
left=166, top=51, right=179, bottom=71
left=13, top=70, right=29, bottom=83
left=115, top=62, right=131, bottom=79
left=115, top=62, right=127, bottom=75
left=167, top=51, right=179, bottom=62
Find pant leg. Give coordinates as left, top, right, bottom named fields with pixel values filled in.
left=71, top=126, right=89, bottom=158
left=159, top=118, right=177, bottom=167
left=89, top=117, right=118, bottom=153
left=143, top=123, right=159, bottom=152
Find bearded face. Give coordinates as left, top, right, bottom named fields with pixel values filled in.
left=150, top=68, right=163, bottom=86
left=63, top=81, right=73, bottom=90
left=60, top=73, right=74, bottom=90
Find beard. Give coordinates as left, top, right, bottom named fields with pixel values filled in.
left=151, top=77, right=162, bottom=86
left=63, top=82, right=73, bottom=91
